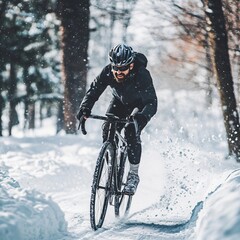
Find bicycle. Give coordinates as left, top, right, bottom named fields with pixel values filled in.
left=79, top=108, right=139, bottom=230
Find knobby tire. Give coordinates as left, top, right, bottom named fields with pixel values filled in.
left=90, top=141, right=114, bottom=230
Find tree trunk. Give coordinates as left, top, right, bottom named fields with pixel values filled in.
left=23, top=67, right=35, bottom=130
left=58, top=0, right=90, bottom=134
left=236, top=0, right=240, bottom=105
left=0, top=94, right=4, bottom=136
left=28, top=103, right=35, bottom=129
left=8, top=61, right=18, bottom=136
left=204, top=0, right=240, bottom=160
left=56, top=99, right=64, bottom=134
left=205, top=32, right=213, bottom=106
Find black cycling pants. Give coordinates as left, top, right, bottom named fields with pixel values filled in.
left=102, top=98, right=147, bottom=164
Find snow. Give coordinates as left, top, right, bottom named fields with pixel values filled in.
left=195, top=170, right=240, bottom=240
left=0, top=168, right=67, bottom=240
left=0, top=89, right=240, bottom=239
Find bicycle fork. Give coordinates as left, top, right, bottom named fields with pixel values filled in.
left=108, top=146, right=125, bottom=206
left=108, top=145, right=116, bottom=206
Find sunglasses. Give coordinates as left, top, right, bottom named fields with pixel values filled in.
left=112, top=65, right=129, bottom=71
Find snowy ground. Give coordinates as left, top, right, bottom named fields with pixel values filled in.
left=0, top=89, right=240, bottom=240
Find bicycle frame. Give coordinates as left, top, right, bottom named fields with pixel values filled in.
left=81, top=113, right=130, bottom=195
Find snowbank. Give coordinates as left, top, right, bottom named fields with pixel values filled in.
left=0, top=169, right=67, bottom=240
left=196, top=169, right=240, bottom=240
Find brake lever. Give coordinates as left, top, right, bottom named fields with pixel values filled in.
left=125, top=107, right=139, bottom=135
left=130, top=107, right=139, bottom=117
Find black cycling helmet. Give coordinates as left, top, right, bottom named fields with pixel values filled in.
left=109, top=44, right=135, bottom=66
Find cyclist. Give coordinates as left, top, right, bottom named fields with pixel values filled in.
left=77, top=44, right=158, bottom=195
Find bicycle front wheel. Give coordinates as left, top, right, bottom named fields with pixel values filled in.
left=90, top=141, right=114, bottom=230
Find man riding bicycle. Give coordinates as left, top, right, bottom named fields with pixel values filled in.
left=77, top=44, right=158, bottom=195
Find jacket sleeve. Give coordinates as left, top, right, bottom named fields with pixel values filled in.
left=80, top=66, right=110, bottom=110
left=138, top=68, right=158, bottom=121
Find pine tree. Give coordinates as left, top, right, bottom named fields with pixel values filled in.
left=0, top=0, right=61, bottom=135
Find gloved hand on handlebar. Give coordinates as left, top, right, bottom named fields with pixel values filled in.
left=76, top=107, right=91, bottom=121
left=133, top=112, right=148, bottom=130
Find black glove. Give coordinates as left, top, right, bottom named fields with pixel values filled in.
left=76, top=107, right=91, bottom=120
left=134, top=112, right=148, bottom=130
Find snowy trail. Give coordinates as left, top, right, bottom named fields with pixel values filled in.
left=1, top=90, right=240, bottom=239
left=1, top=132, right=238, bottom=240
left=1, top=134, right=167, bottom=239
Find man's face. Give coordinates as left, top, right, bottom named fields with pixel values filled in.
left=112, top=63, right=134, bottom=83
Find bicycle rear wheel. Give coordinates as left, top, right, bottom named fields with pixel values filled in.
left=90, top=141, right=114, bottom=230
left=115, top=151, right=132, bottom=217
left=116, top=193, right=132, bottom=217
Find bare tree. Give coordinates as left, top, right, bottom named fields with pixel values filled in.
left=57, top=0, right=90, bottom=134
left=225, top=0, right=240, bottom=103
left=204, top=0, right=240, bottom=160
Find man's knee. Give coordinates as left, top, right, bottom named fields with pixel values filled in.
left=125, top=124, right=141, bottom=144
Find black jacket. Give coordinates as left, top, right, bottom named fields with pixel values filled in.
left=80, top=53, right=158, bottom=121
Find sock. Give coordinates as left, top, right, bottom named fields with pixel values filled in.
left=129, top=163, right=139, bottom=175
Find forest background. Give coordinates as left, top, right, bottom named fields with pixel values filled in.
left=0, top=0, right=240, bottom=161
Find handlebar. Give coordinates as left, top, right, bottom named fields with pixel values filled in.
left=78, top=107, right=139, bottom=135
